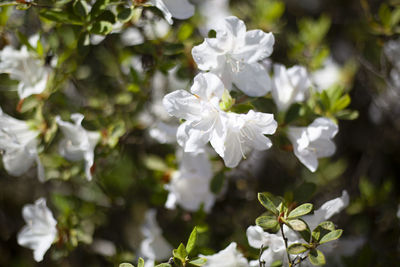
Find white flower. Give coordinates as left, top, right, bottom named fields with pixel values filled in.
left=149, top=122, right=179, bottom=144
left=303, top=190, right=349, bottom=230
left=192, top=16, right=274, bottom=97
left=311, top=57, right=341, bottom=92
left=149, top=0, right=195, bottom=25
left=139, top=209, right=173, bottom=262
left=165, top=152, right=215, bottom=212
left=194, top=0, right=231, bottom=36
left=247, top=191, right=350, bottom=267
left=287, top=117, right=338, bottom=172
left=271, top=64, right=310, bottom=112
left=163, top=72, right=225, bottom=153
left=17, top=198, right=57, bottom=262
left=0, top=38, right=49, bottom=99
left=0, top=107, right=44, bottom=181
left=216, top=110, right=277, bottom=168
left=56, top=113, right=100, bottom=181
left=163, top=72, right=277, bottom=167
left=201, top=242, right=248, bottom=267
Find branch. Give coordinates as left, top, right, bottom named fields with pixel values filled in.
left=280, top=224, right=293, bottom=267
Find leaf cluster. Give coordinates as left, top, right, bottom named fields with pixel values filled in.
left=119, top=227, right=207, bottom=267
left=256, top=192, right=343, bottom=266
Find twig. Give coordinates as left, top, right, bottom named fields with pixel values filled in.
left=280, top=223, right=293, bottom=267
left=258, top=244, right=266, bottom=267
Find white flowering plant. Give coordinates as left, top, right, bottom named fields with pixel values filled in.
left=0, top=0, right=399, bottom=266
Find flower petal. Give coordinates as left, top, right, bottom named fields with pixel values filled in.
left=192, top=40, right=223, bottom=71
left=233, top=30, right=274, bottom=64
left=232, top=62, right=271, bottom=97
left=163, top=0, right=195, bottom=20
left=162, top=90, right=202, bottom=121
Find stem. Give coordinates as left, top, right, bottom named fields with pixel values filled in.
left=293, top=255, right=308, bottom=266
left=258, top=244, right=265, bottom=267
left=280, top=223, right=293, bottom=267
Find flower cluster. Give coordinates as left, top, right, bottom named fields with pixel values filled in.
left=162, top=16, right=339, bottom=173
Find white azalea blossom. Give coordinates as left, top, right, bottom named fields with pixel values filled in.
left=0, top=37, right=49, bottom=99
left=17, top=198, right=57, bottom=262
left=149, top=0, right=195, bottom=25
left=0, top=108, right=44, bottom=181
left=303, top=190, right=349, bottom=230
left=56, top=113, right=100, bottom=181
left=247, top=191, right=350, bottom=267
left=192, top=16, right=274, bottom=97
left=201, top=242, right=249, bottom=267
left=288, top=117, right=338, bottom=172
left=139, top=209, right=173, bottom=265
left=271, top=64, right=311, bottom=112
left=216, top=110, right=277, bottom=168
left=163, top=72, right=225, bottom=153
left=165, top=152, right=215, bottom=212
left=163, top=72, right=277, bottom=167
left=311, top=57, right=341, bottom=92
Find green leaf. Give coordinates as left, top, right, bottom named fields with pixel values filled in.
left=258, top=193, right=278, bottom=215
left=320, top=91, right=330, bottom=110
left=288, top=243, right=309, bottom=254
left=155, top=264, right=172, bottom=267
left=210, top=172, right=224, bottom=194
left=90, top=21, right=113, bottom=35
left=312, top=227, right=320, bottom=242
left=90, top=0, right=110, bottom=18
left=119, top=264, right=134, bottom=267
left=318, top=221, right=335, bottom=231
left=288, top=203, right=313, bottom=218
left=178, top=23, right=194, bottom=41
left=173, top=243, right=187, bottom=262
left=319, top=229, right=343, bottom=244
left=188, top=257, right=207, bottom=266
left=40, top=10, right=83, bottom=25
left=287, top=218, right=307, bottom=231
left=73, top=0, right=88, bottom=17
left=255, top=215, right=279, bottom=229
left=335, top=109, right=359, bottom=120
left=391, top=8, right=400, bottom=27
left=299, top=227, right=311, bottom=243
left=96, top=10, right=117, bottom=24
left=186, top=227, right=198, bottom=255
left=118, top=7, right=134, bottom=23
left=308, top=249, right=326, bottom=266
left=16, top=31, right=35, bottom=52
left=332, top=94, right=351, bottom=111
left=284, top=103, right=302, bottom=124
left=138, top=258, right=145, bottom=267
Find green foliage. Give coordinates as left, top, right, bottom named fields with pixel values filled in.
left=256, top=192, right=343, bottom=266
left=308, top=249, right=326, bottom=266
left=288, top=15, right=331, bottom=69
left=148, top=227, right=206, bottom=267
left=257, top=192, right=279, bottom=215
left=288, top=203, right=313, bottom=219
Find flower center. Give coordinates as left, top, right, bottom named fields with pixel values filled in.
left=226, top=54, right=245, bottom=73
